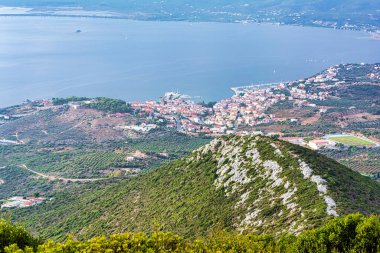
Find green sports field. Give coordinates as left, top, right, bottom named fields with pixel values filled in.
left=328, top=136, right=375, bottom=146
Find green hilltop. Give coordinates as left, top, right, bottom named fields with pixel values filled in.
left=11, top=135, right=380, bottom=241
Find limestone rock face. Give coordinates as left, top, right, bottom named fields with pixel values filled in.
left=190, top=135, right=377, bottom=234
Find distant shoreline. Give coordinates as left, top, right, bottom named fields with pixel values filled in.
left=0, top=7, right=377, bottom=33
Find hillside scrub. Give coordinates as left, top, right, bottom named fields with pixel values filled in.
left=52, top=97, right=89, bottom=105
left=10, top=135, right=380, bottom=241
left=2, top=214, right=379, bottom=253
left=82, top=97, right=133, bottom=113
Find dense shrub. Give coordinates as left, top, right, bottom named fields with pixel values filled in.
left=52, top=97, right=89, bottom=105
left=2, top=214, right=379, bottom=252
left=295, top=213, right=380, bottom=253
left=83, top=97, right=132, bottom=113
left=0, top=219, right=40, bottom=253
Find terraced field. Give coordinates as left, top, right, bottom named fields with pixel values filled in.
left=0, top=131, right=210, bottom=200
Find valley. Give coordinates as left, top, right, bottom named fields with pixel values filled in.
left=0, top=131, right=209, bottom=200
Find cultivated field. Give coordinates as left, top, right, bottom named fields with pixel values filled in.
left=328, top=136, right=375, bottom=146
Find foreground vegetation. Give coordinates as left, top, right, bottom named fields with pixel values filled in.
left=1, top=213, right=379, bottom=253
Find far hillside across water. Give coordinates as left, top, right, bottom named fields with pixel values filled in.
left=1, top=0, right=380, bottom=31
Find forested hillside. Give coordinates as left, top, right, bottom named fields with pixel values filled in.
left=11, top=135, right=380, bottom=241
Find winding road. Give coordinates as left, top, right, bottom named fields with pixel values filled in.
left=18, top=164, right=104, bottom=183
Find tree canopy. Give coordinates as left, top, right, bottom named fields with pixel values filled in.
left=2, top=213, right=379, bottom=253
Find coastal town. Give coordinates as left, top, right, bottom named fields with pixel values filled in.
left=128, top=64, right=380, bottom=142
left=129, top=67, right=335, bottom=135
left=1, top=64, right=379, bottom=146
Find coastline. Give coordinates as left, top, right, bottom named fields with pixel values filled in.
left=0, top=6, right=377, bottom=33
left=231, top=82, right=284, bottom=95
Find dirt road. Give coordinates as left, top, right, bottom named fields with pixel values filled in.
left=18, top=164, right=104, bottom=183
